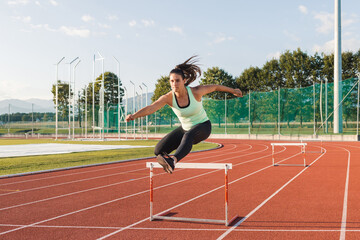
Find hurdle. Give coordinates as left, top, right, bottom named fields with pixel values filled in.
left=146, top=162, right=238, bottom=226
left=271, top=143, right=307, bottom=167
left=300, top=139, right=324, bottom=153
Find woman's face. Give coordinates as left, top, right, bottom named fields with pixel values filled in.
left=169, top=73, right=185, bottom=92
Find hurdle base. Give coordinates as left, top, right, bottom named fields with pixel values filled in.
left=152, top=215, right=238, bottom=226
left=274, top=163, right=308, bottom=167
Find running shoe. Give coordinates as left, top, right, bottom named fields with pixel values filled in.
left=156, top=153, right=175, bottom=174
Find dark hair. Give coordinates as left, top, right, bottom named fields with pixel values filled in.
left=169, top=55, right=201, bottom=86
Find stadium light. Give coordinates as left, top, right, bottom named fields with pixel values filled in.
left=72, top=59, right=81, bottom=139
left=142, top=83, right=148, bottom=139
left=113, top=56, right=121, bottom=140
left=334, top=0, right=343, bottom=133
left=95, top=52, right=105, bottom=139
left=139, top=85, right=143, bottom=139
left=130, top=80, right=135, bottom=139
left=68, top=57, right=79, bottom=139
left=55, top=56, right=65, bottom=140
left=123, top=86, right=128, bottom=139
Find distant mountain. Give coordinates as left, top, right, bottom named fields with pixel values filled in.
left=0, top=93, right=154, bottom=115
left=0, top=99, right=55, bottom=114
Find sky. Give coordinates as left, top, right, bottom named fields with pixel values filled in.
left=1, top=0, right=360, bottom=101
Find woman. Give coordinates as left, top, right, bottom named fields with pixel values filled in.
left=126, top=56, right=242, bottom=174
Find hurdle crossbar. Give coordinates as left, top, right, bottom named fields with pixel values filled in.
left=271, top=143, right=307, bottom=167
left=146, top=162, right=237, bottom=226
left=301, top=139, right=324, bottom=153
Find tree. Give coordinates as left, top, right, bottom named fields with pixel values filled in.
left=262, top=59, right=284, bottom=90
left=235, top=66, right=263, bottom=92
left=83, top=71, right=123, bottom=106
left=279, top=48, right=312, bottom=88
left=151, top=76, right=171, bottom=102
left=200, top=67, right=236, bottom=100
left=51, top=80, right=71, bottom=120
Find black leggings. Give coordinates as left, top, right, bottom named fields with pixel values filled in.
left=154, top=120, right=211, bottom=162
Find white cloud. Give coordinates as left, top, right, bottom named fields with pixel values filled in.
left=208, top=33, right=234, bottom=44
left=7, top=0, right=29, bottom=5
left=30, top=23, right=57, bottom=31
left=35, top=1, right=41, bottom=6
left=142, top=19, right=155, bottom=27
left=116, top=34, right=122, bottom=39
left=313, top=11, right=359, bottom=35
left=107, top=15, right=118, bottom=21
left=49, top=0, right=58, bottom=6
left=13, top=16, right=32, bottom=23
left=298, top=5, right=308, bottom=15
left=59, top=26, right=90, bottom=38
left=129, top=20, right=136, bottom=27
left=82, top=15, right=94, bottom=22
left=312, top=38, right=360, bottom=53
left=167, top=26, right=183, bottom=35
left=314, top=12, right=333, bottom=34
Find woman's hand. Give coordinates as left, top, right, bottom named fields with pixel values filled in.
left=125, top=114, right=134, bottom=122
left=233, top=89, right=243, bottom=97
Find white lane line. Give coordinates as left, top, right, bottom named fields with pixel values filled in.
left=216, top=149, right=326, bottom=240
left=2, top=224, right=360, bottom=232
left=0, top=145, right=238, bottom=195
left=0, top=145, right=251, bottom=210
left=0, top=143, right=271, bottom=236
left=0, top=143, right=264, bottom=211
left=0, top=142, right=226, bottom=186
left=0, top=161, right=143, bottom=187
left=338, top=146, right=351, bottom=240
left=96, top=148, right=295, bottom=240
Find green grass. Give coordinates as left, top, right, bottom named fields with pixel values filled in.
left=0, top=139, right=218, bottom=176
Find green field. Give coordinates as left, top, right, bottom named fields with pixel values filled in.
left=0, top=139, right=219, bottom=176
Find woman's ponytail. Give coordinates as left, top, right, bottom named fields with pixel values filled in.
left=170, top=55, right=201, bottom=86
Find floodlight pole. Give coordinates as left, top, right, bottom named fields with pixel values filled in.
left=325, top=78, right=328, bottom=133
left=92, top=54, right=95, bottom=139
left=68, top=57, right=79, bottom=139
left=72, top=60, right=81, bottom=139
left=313, top=80, right=316, bottom=136
left=98, top=52, right=105, bottom=140
left=139, top=85, right=143, bottom=139
left=95, top=52, right=105, bottom=140
left=225, top=93, right=227, bottom=134
left=278, top=86, right=281, bottom=135
left=248, top=90, right=251, bottom=135
left=124, top=86, right=128, bottom=139
left=136, top=91, right=140, bottom=139
left=85, top=84, right=88, bottom=138
left=357, top=74, right=360, bottom=135
left=113, top=56, right=121, bottom=140
left=334, top=0, right=343, bottom=133
left=31, top=103, right=34, bottom=136
left=55, top=57, right=65, bottom=140
left=130, top=81, right=135, bottom=139
left=142, top=83, right=148, bottom=139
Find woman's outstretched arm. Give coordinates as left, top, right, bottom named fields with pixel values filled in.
left=126, top=93, right=171, bottom=122
left=193, top=84, right=243, bottom=99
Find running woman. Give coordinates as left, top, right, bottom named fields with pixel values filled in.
left=126, top=56, right=243, bottom=173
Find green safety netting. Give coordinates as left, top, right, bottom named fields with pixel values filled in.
left=2, top=77, right=359, bottom=136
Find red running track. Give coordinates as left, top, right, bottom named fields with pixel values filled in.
left=0, top=139, right=359, bottom=240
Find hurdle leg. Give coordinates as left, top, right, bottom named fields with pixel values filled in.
left=302, top=145, right=306, bottom=167
left=225, top=165, right=229, bottom=226
left=150, top=163, right=154, bottom=221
